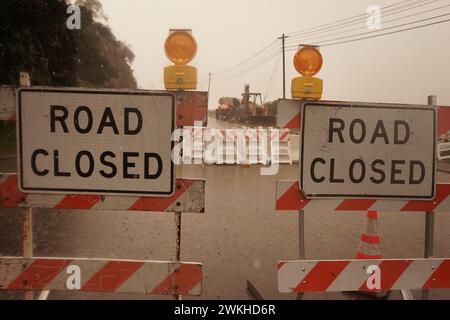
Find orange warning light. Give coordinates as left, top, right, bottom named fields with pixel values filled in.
left=291, top=45, right=323, bottom=100
left=163, top=29, right=198, bottom=90
left=164, top=30, right=197, bottom=65
left=293, top=46, right=323, bottom=77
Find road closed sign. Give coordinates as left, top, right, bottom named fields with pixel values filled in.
left=300, top=101, right=436, bottom=199
left=17, top=88, right=175, bottom=196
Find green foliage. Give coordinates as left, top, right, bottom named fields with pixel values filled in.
left=0, top=0, right=78, bottom=86
left=0, top=0, right=137, bottom=88
left=73, top=3, right=137, bottom=88
left=75, top=0, right=106, bottom=20
left=0, top=121, right=16, bottom=152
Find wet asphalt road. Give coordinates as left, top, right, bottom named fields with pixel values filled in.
left=1, top=117, right=450, bottom=300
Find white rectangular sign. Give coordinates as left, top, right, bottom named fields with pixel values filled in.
left=300, top=102, right=436, bottom=199
left=17, top=88, right=175, bottom=196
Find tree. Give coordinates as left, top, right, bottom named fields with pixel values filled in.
left=73, top=0, right=137, bottom=88
left=0, top=0, right=137, bottom=152
left=0, top=0, right=137, bottom=88
left=0, top=0, right=78, bottom=86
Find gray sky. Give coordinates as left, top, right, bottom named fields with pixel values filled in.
left=99, top=0, right=450, bottom=108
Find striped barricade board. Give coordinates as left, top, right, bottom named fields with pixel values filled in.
left=276, top=180, right=450, bottom=295
left=0, top=257, right=202, bottom=296
left=0, top=174, right=205, bottom=213
left=278, top=259, right=450, bottom=293
left=276, top=99, right=450, bottom=137
left=276, top=180, right=450, bottom=213
left=0, top=86, right=208, bottom=127
left=0, top=85, right=206, bottom=299
left=275, top=98, right=450, bottom=297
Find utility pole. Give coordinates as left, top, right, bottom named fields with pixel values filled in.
left=278, top=34, right=289, bottom=99
left=207, top=72, right=212, bottom=109
left=207, top=72, right=211, bottom=95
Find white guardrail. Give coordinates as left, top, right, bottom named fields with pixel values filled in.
left=438, top=141, right=450, bottom=161
left=181, top=127, right=294, bottom=165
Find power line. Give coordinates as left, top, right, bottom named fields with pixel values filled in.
left=208, top=1, right=445, bottom=81
left=206, top=0, right=450, bottom=83
left=285, top=0, right=443, bottom=45
left=212, top=49, right=280, bottom=82
left=321, top=17, right=450, bottom=47
left=263, top=56, right=280, bottom=103
left=312, top=12, right=450, bottom=46
left=197, top=75, right=209, bottom=88
left=211, top=39, right=279, bottom=76
left=286, top=1, right=449, bottom=45
left=212, top=48, right=281, bottom=82
left=285, top=0, right=418, bottom=36
left=210, top=44, right=281, bottom=80
left=286, top=17, right=450, bottom=49
left=211, top=14, right=450, bottom=83
left=286, top=0, right=426, bottom=38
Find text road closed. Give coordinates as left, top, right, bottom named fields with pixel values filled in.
left=300, top=103, right=436, bottom=199
left=18, top=88, right=175, bottom=196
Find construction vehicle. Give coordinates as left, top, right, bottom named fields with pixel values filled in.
left=215, top=97, right=240, bottom=121
left=438, top=131, right=450, bottom=161
left=215, top=84, right=276, bottom=125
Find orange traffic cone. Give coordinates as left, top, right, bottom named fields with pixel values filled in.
left=352, top=210, right=389, bottom=299
left=356, top=210, right=382, bottom=260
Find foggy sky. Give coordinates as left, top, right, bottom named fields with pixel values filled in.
left=99, top=0, right=450, bottom=108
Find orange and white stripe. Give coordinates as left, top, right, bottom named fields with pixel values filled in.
left=356, top=211, right=382, bottom=259
left=270, top=128, right=290, bottom=143
left=0, top=174, right=205, bottom=213
left=276, top=98, right=450, bottom=134
left=0, top=86, right=208, bottom=127
left=276, top=99, right=301, bottom=129
left=276, top=180, right=450, bottom=213
left=0, top=257, right=202, bottom=295
left=278, top=259, right=450, bottom=293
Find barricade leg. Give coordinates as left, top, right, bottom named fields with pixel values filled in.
left=174, top=212, right=182, bottom=300
left=22, top=208, right=33, bottom=300
left=296, top=210, right=305, bottom=300
left=20, top=73, right=34, bottom=300
left=421, top=94, right=437, bottom=300
left=421, top=211, right=435, bottom=300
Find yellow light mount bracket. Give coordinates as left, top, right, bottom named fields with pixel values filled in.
left=164, top=29, right=198, bottom=90
left=164, top=65, right=197, bottom=90
left=291, top=76, right=323, bottom=100
left=291, top=45, right=323, bottom=100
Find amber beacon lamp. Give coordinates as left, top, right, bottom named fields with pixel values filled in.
left=164, top=29, right=198, bottom=90
left=291, top=45, right=323, bottom=100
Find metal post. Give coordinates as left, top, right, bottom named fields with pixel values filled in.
left=22, top=208, right=33, bottom=300
left=207, top=72, right=211, bottom=97
left=174, top=211, right=182, bottom=300
left=298, top=210, right=305, bottom=259
left=296, top=210, right=305, bottom=300
left=206, top=72, right=212, bottom=110
left=175, top=212, right=182, bottom=261
left=421, top=94, right=437, bottom=300
left=424, top=211, right=435, bottom=258
left=19, top=72, right=33, bottom=300
left=173, top=87, right=184, bottom=300
left=421, top=211, right=435, bottom=300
